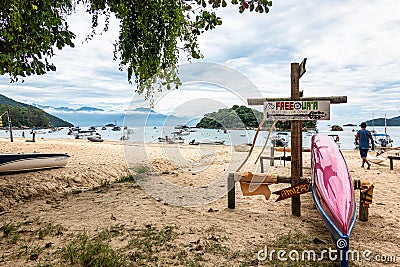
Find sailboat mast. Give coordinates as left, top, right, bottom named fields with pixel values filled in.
left=372, top=112, right=375, bottom=132
left=384, top=113, right=387, bottom=134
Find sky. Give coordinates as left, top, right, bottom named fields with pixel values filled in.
left=1, top=0, right=400, bottom=125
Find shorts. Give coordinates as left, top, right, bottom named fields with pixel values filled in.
left=359, top=149, right=368, bottom=158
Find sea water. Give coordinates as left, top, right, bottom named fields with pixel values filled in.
left=1, top=125, right=399, bottom=150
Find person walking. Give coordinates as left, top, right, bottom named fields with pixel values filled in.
left=355, top=122, right=375, bottom=169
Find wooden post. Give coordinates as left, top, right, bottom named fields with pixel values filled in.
left=291, top=63, right=302, bottom=217
left=359, top=191, right=369, bottom=221
left=270, top=146, right=275, bottom=166
left=283, top=146, right=286, bottom=167
left=7, top=109, right=13, bottom=142
left=228, top=173, right=235, bottom=209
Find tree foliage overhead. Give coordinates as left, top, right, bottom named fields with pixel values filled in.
left=0, top=0, right=75, bottom=82
left=1, top=0, right=273, bottom=97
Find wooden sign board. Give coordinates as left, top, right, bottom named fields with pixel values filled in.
left=263, top=100, right=330, bottom=120
left=272, top=181, right=312, bottom=202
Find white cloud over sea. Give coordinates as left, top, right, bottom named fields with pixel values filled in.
left=1, top=0, right=400, bottom=124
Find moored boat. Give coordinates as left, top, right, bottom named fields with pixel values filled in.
left=167, top=137, right=184, bottom=144
left=271, top=132, right=289, bottom=147
left=199, top=139, right=225, bottom=145
left=234, top=143, right=252, bottom=152
left=0, top=153, right=70, bottom=173
left=311, top=135, right=356, bottom=267
left=88, top=136, right=104, bottom=142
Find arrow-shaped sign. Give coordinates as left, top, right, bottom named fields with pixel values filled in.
left=272, top=181, right=312, bottom=202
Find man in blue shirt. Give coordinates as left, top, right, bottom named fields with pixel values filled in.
left=355, top=122, right=375, bottom=169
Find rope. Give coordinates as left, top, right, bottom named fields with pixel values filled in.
left=254, top=120, right=278, bottom=164
left=235, top=118, right=266, bottom=172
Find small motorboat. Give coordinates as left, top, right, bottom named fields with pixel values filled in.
left=74, top=129, right=97, bottom=139
left=271, top=132, right=289, bottom=147
left=167, top=137, right=184, bottom=144
left=0, top=153, right=70, bottom=173
left=367, top=153, right=385, bottom=164
left=234, top=143, right=252, bottom=152
left=311, top=135, right=356, bottom=267
left=199, top=139, right=225, bottom=145
left=189, top=139, right=199, bottom=145
left=88, top=136, right=104, bottom=142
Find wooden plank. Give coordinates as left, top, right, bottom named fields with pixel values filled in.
left=274, top=147, right=311, bottom=152
left=233, top=172, right=307, bottom=184
left=247, top=96, right=347, bottom=106
left=388, top=156, right=400, bottom=170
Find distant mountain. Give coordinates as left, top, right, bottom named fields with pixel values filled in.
left=365, top=116, right=400, bottom=126
left=34, top=104, right=104, bottom=112
left=0, top=94, right=73, bottom=127
left=40, top=105, right=197, bottom=127
left=76, top=106, right=104, bottom=112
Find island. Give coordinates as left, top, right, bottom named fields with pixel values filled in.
left=196, top=105, right=317, bottom=130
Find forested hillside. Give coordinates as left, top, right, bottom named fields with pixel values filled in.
left=0, top=94, right=73, bottom=127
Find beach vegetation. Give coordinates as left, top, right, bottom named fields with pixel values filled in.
left=1, top=219, right=347, bottom=266
left=37, top=222, right=65, bottom=239
left=61, top=232, right=127, bottom=267
left=1, top=222, right=17, bottom=238
left=115, top=174, right=137, bottom=183
left=71, top=189, right=83, bottom=195
left=1, top=0, right=272, bottom=100
left=92, top=179, right=111, bottom=192
left=133, top=165, right=151, bottom=174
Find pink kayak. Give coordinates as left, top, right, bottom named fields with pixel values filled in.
left=311, top=135, right=356, bottom=267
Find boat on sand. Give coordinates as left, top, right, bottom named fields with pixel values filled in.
left=311, top=135, right=356, bottom=267
left=367, top=153, right=385, bottom=164
left=199, top=139, right=225, bottom=145
left=88, top=136, right=104, bottom=142
left=0, top=153, right=70, bottom=173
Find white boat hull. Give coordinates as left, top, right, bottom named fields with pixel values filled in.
left=367, top=154, right=385, bottom=164
left=0, top=153, right=70, bottom=173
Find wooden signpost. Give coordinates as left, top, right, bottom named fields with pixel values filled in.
left=247, top=59, right=347, bottom=216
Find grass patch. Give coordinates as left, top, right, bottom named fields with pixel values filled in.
left=133, top=165, right=151, bottom=174
left=71, top=189, right=82, bottom=195
left=115, top=174, right=136, bottom=183
left=0, top=222, right=20, bottom=244
left=275, top=228, right=310, bottom=247
left=61, top=233, right=126, bottom=267
left=92, top=179, right=111, bottom=192
left=37, top=222, right=65, bottom=240
left=127, top=225, right=176, bottom=265
left=1, top=222, right=17, bottom=238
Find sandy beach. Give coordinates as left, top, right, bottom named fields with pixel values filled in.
left=0, top=137, right=399, bottom=266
